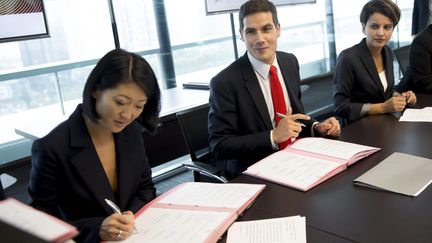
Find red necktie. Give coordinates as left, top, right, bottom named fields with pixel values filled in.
left=269, top=65, right=290, bottom=149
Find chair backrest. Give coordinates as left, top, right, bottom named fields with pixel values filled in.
left=394, top=45, right=411, bottom=76
left=0, top=176, right=6, bottom=200
left=176, top=104, right=211, bottom=162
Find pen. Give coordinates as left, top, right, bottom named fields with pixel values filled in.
left=105, top=198, right=139, bottom=233
left=276, top=112, right=306, bottom=127
left=105, top=198, right=122, bottom=214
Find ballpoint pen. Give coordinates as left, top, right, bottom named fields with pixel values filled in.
left=105, top=198, right=139, bottom=233
left=276, top=112, right=306, bottom=127
left=105, top=198, right=122, bottom=214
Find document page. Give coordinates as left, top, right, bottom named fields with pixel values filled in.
left=245, top=151, right=340, bottom=190
left=227, top=216, right=306, bottom=243
left=399, top=107, right=432, bottom=122
left=0, top=198, right=78, bottom=241
left=114, top=207, right=231, bottom=243
left=158, top=182, right=264, bottom=209
left=290, top=137, right=377, bottom=160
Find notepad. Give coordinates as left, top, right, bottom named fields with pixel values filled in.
left=354, top=152, right=432, bottom=196
left=0, top=198, right=78, bottom=243
left=244, top=137, right=380, bottom=191
left=112, top=182, right=265, bottom=243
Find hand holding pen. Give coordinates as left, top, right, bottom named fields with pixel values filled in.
left=103, top=198, right=138, bottom=241
left=272, top=107, right=310, bottom=144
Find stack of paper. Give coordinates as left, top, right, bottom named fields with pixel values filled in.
left=399, top=107, right=432, bottom=122
left=227, top=216, right=306, bottom=243
left=354, top=152, right=432, bottom=196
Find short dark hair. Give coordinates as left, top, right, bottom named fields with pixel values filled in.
left=82, top=49, right=161, bottom=134
left=360, top=0, right=401, bottom=27
left=239, top=0, right=278, bottom=31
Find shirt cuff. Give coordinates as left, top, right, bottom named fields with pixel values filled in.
left=270, top=130, right=279, bottom=150
left=311, top=121, right=319, bottom=137
left=360, top=103, right=371, bottom=116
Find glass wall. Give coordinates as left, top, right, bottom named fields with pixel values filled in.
left=0, top=0, right=416, bottom=165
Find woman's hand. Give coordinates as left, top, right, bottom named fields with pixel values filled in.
left=99, top=211, right=135, bottom=241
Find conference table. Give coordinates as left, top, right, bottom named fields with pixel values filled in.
left=226, top=93, right=432, bottom=242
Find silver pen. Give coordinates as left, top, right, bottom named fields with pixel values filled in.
left=105, top=198, right=122, bottom=214
left=105, top=198, right=139, bottom=233
left=276, top=112, right=306, bottom=127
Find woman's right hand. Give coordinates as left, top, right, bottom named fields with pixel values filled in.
left=382, top=96, right=407, bottom=113
left=99, top=211, right=135, bottom=241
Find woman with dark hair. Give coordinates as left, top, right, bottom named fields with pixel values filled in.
left=333, top=0, right=416, bottom=125
left=28, top=49, right=161, bottom=242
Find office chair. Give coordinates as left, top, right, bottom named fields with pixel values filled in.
left=394, top=44, right=411, bottom=76
left=0, top=177, right=6, bottom=200
left=176, top=105, right=228, bottom=183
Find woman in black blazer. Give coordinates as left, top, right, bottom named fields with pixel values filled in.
left=28, top=49, right=161, bottom=242
left=333, top=0, right=416, bottom=125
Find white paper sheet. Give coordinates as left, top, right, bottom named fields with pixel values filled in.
left=245, top=151, right=339, bottom=190
left=290, top=137, right=377, bottom=160
left=227, top=216, right=306, bottom=243
left=158, top=183, right=264, bottom=209
left=399, top=107, right=432, bottom=122
left=113, top=207, right=230, bottom=243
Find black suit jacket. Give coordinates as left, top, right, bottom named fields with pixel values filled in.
left=333, top=38, right=395, bottom=124
left=412, top=0, right=431, bottom=36
left=208, top=51, right=315, bottom=176
left=411, top=24, right=432, bottom=92
left=28, top=105, right=155, bottom=243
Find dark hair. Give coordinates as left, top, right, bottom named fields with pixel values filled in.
left=82, top=49, right=161, bottom=134
left=239, top=0, right=278, bottom=31
left=360, top=0, right=401, bottom=27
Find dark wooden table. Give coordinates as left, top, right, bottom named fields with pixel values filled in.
left=229, top=93, right=432, bottom=242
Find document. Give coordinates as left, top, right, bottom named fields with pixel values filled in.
left=0, top=198, right=78, bottom=243
left=354, top=152, right=432, bottom=196
left=399, top=107, right=432, bottom=122
left=112, top=182, right=265, bottom=243
left=244, top=137, right=380, bottom=191
left=226, top=216, right=306, bottom=243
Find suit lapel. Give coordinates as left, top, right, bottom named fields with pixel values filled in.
left=358, top=40, right=386, bottom=98
left=68, top=107, right=115, bottom=215
left=242, top=54, right=273, bottom=130
left=277, top=54, right=297, bottom=109
left=115, top=131, right=135, bottom=210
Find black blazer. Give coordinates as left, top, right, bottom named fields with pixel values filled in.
left=208, top=51, right=316, bottom=173
left=28, top=105, right=155, bottom=243
left=412, top=0, right=430, bottom=36
left=333, top=38, right=395, bottom=124
left=411, top=24, right=432, bottom=92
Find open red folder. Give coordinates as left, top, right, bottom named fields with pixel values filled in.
left=117, top=182, right=265, bottom=243
left=0, top=198, right=78, bottom=243
left=244, top=137, right=380, bottom=191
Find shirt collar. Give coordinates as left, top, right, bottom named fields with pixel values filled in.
left=247, top=52, right=280, bottom=79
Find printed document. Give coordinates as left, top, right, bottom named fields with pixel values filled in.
left=227, top=216, right=306, bottom=243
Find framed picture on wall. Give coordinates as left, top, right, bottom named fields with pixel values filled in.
left=0, top=0, right=49, bottom=43
left=205, top=0, right=316, bottom=15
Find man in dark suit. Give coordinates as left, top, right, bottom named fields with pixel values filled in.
left=410, top=24, right=432, bottom=92
left=208, top=0, right=340, bottom=179
left=412, top=0, right=431, bottom=37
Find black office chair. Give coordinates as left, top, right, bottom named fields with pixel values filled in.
left=0, top=176, right=6, bottom=200
left=176, top=105, right=228, bottom=183
left=394, top=44, right=411, bottom=76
